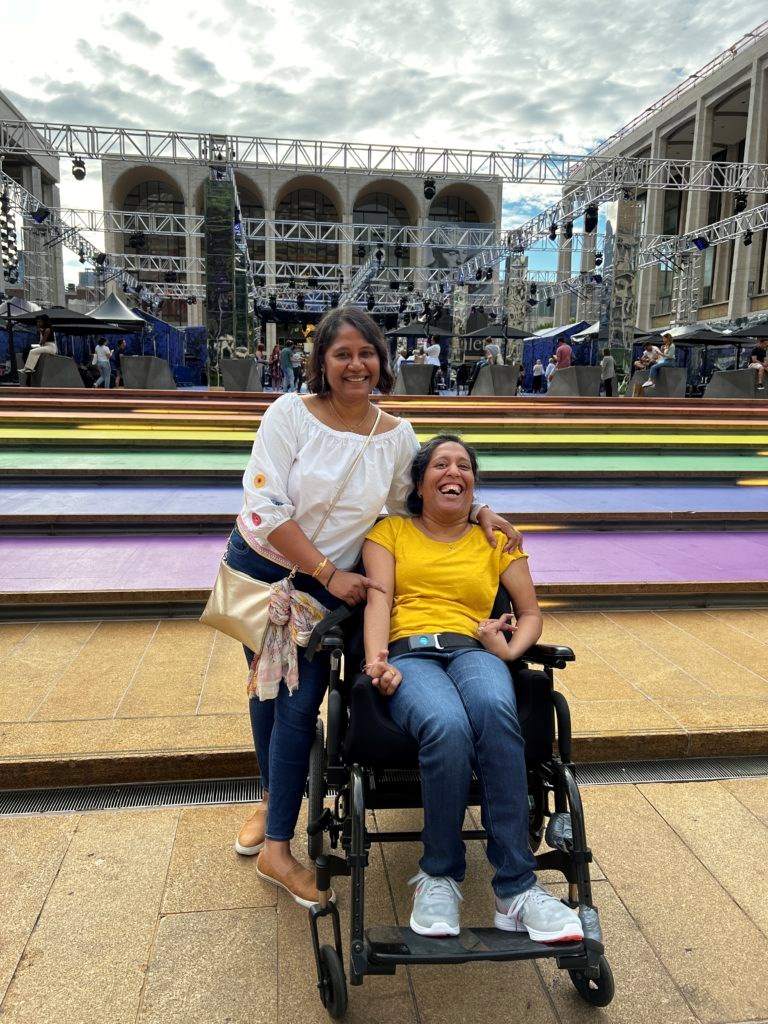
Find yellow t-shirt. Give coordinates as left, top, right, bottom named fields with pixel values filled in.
left=365, top=517, right=528, bottom=642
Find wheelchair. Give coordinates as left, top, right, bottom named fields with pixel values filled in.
left=303, top=601, right=615, bottom=1019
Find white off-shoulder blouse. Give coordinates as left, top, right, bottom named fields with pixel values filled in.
left=236, top=393, right=420, bottom=569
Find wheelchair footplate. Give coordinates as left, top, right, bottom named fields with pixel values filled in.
left=366, top=926, right=584, bottom=966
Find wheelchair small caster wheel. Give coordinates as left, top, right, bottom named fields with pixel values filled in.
left=568, top=954, right=615, bottom=1007
left=318, top=944, right=347, bottom=1019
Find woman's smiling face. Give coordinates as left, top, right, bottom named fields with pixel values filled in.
left=322, top=324, right=381, bottom=401
left=419, top=441, right=475, bottom=517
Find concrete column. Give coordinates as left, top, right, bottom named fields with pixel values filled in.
left=682, top=99, right=714, bottom=312
left=577, top=231, right=596, bottom=322
left=185, top=203, right=202, bottom=326
left=264, top=208, right=277, bottom=354
left=341, top=213, right=353, bottom=291
left=636, top=128, right=665, bottom=330
left=553, top=196, right=574, bottom=325
left=729, top=60, right=768, bottom=318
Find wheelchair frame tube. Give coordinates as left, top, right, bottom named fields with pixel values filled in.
left=348, top=765, right=369, bottom=985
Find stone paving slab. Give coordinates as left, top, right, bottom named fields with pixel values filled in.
left=0, top=611, right=766, bottom=788
left=2, top=782, right=768, bottom=1023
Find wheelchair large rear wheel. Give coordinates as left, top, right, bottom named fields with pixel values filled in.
left=568, top=954, right=615, bottom=1007
left=307, top=719, right=325, bottom=861
left=318, top=944, right=347, bottom=1019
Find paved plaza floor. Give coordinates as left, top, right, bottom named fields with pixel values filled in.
left=2, top=609, right=767, bottom=789
left=2, top=781, right=768, bottom=1024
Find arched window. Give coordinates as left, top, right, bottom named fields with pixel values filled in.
left=275, top=189, right=339, bottom=269
left=123, top=180, right=186, bottom=324
left=353, top=192, right=411, bottom=266
left=428, top=195, right=480, bottom=224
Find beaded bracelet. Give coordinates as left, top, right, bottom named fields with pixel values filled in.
left=325, top=568, right=337, bottom=588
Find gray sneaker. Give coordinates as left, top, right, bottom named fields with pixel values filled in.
left=408, top=871, right=463, bottom=937
left=495, top=883, right=583, bottom=943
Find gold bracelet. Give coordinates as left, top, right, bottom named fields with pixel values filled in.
left=311, top=556, right=328, bottom=579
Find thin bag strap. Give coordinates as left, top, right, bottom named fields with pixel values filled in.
left=309, top=405, right=382, bottom=543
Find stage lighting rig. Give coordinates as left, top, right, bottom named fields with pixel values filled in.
left=584, top=204, right=598, bottom=233
left=423, top=178, right=436, bottom=200
left=594, top=252, right=603, bottom=266
left=31, top=205, right=51, bottom=225
left=548, top=222, right=557, bottom=241
left=734, top=191, right=748, bottom=214
left=563, top=221, right=573, bottom=240
left=692, top=236, right=709, bottom=251
left=743, top=229, right=753, bottom=246
left=72, top=158, right=86, bottom=181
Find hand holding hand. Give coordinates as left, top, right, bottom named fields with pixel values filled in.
left=365, top=649, right=402, bottom=696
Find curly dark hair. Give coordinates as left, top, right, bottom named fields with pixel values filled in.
left=406, top=434, right=479, bottom=515
left=305, top=307, right=394, bottom=395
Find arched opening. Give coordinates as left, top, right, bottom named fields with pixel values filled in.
left=122, top=178, right=186, bottom=325
left=352, top=182, right=416, bottom=269
left=428, top=184, right=494, bottom=226
left=274, top=183, right=340, bottom=277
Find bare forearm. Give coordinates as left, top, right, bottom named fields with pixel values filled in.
left=503, top=610, right=543, bottom=661
left=364, top=591, right=392, bottom=666
left=267, top=520, right=332, bottom=582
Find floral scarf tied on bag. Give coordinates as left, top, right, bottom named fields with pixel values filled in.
left=247, top=577, right=328, bottom=700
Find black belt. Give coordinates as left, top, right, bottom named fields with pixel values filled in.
left=388, top=633, right=482, bottom=659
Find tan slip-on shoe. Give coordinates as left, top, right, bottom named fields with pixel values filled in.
left=234, top=805, right=267, bottom=856
left=255, top=851, right=336, bottom=909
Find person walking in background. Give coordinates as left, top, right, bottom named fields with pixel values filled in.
left=600, top=348, right=616, bottom=397
left=94, top=338, right=113, bottom=389
left=544, top=355, right=557, bottom=390
left=531, top=358, right=544, bottom=393
left=279, top=342, right=295, bottom=392
left=113, top=339, right=127, bottom=388
left=554, top=337, right=572, bottom=370
left=269, top=344, right=283, bottom=391
left=642, top=333, right=676, bottom=389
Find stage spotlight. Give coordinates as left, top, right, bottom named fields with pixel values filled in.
left=527, top=297, right=537, bottom=307
left=548, top=223, right=557, bottom=241
left=296, top=292, right=305, bottom=310
left=591, top=274, right=603, bottom=284
left=308, top=276, right=318, bottom=287
left=529, top=282, right=537, bottom=296
left=94, top=252, right=107, bottom=266
left=594, top=252, right=603, bottom=266
left=423, top=178, right=436, bottom=200
left=356, top=245, right=366, bottom=259
left=394, top=244, right=405, bottom=259
left=475, top=268, right=483, bottom=281
left=734, top=191, right=748, bottom=214
left=485, top=267, right=493, bottom=281
left=268, top=293, right=277, bottom=310
left=692, top=236, right=709, bottom=251
left=186, top=295, right=197, bottom=306
left=390, top=280, right=399, bottom=290
left=72, top=158, right=86, bottom=181
left=743, top=229, right=753, bottom=247
left=330, top=293, right=339, bottom=308
left=367, top=293, right=375, bottom=311
left=78, top=248, right=86, bottom=264
left=128, top=231, right=146, bottom=249
left=584, top=204, right=598, bottom=233
left=399, top=296, right=407, bottom=313
left=374, top=249, right=384, bottom=266
left=164, top=271, right=178, bottom=283
left=563, top=221, right=573, bottom=240
left=32, top=205, right=51, bottom=224
left=407, top=282, right=414, bottom=292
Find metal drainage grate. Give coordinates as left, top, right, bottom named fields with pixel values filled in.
left=0, top=777, right=263, bottom=817
left=1, top=756, right=767, bottom=817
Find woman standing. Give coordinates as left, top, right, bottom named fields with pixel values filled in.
left=93, top=338, right=113, bottom=389
left=531, top=358, right=544, bottom=393
left=599, top=348, right=616, bottom=397
left=227, top=308, right=522, bottom=907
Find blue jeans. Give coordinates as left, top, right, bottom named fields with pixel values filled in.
left=97, top=361, right=111, bottom=388
left=648, top=357, right=674, bottom=381
left=389, top=648, right=537, bottom=899
left=225, top=527, right=342, bottom=841
left=281, top=365, right=294, bottom=391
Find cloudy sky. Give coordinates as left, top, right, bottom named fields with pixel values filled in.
left=4, top=0, right=766, bottom=282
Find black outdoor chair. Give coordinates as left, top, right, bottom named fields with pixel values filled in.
left=302, top=598, right=614, bottom=1018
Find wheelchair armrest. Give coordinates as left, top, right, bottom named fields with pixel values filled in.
left=522, top=643, right=575, bottom=670
left=305, top=605, right=353, bottom=661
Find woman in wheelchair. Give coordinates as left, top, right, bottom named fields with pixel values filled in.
left=362, top=435, right=584, bottom=943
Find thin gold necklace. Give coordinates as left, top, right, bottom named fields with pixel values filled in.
left=328, top=396, right=372, bottom=432
left=415, top=518, right=471, bottom=549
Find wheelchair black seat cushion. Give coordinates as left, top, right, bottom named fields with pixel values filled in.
left=342, top=663, right=554, bottom=769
